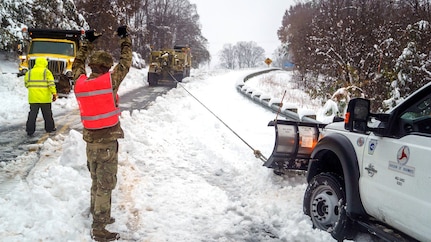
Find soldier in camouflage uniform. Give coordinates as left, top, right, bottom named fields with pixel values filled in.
left=72, top=26, right=132, bottom=241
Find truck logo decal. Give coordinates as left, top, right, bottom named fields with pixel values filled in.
left=368, top=139, right=377, bottom=155
left=365, top=163, right=377, bottom=177
left=357, top=137, right=364, bottom=147
left=397, top=146, right=409, bottom=165
left=388, top=146, right=415, bottom=176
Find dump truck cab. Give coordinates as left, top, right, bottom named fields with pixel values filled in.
left=18, top=28, right=83, bottom=96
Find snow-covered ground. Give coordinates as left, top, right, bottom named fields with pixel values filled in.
left=0, top=54, right=370, bottom=241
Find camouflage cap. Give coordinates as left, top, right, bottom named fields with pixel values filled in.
left=89, top=50, right=114, bottom=68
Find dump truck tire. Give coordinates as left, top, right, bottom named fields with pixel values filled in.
left=148, top=73, right=158, bottom=86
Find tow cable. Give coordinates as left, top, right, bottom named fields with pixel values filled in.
left=168, top=72, right=268, bottom=162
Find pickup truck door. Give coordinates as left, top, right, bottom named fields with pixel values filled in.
left=360, top=96, right=431, bottom=241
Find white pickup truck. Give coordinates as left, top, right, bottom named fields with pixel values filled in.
left=264, top=82, right=431, bottom=241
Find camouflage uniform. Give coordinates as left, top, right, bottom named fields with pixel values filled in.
left=72, top=36, right=132, bottom=232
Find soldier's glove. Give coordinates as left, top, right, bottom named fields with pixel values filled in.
left=85, top=30, right=102, bottom=42
left=117, top=25, right=128, bottom=38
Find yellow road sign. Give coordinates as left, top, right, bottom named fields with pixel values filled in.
left=265, top=58, right=272, bottom=66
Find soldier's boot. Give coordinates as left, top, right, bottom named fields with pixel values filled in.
left=107, top=217, right=115, bottom=224
left=91, top=228, right=120, bottom=241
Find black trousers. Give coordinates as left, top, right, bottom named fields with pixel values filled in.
left=26, top=103, right=55, bottom=135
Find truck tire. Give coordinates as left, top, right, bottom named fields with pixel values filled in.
left=174, top=73, right=183, bottom=82
left=303, top=172, right=357, bottom=241
left=184, top=68, right=190, bottom=78
left=148, top=73, right=158, bottom=86
left=56, top=75, right=71, bottom=95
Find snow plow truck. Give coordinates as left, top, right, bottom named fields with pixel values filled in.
left=18, top=28, right=84, bottom=96
left=264, top=81, right=431, bottom=241
left=147, top=45, right=191, bottom=86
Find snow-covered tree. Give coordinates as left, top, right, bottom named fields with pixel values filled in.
left=0, top=0, right=88, bottom=51
left=278, top=0, right=431, bottom=111
left=31, top=0, right=88, bottom=29
left=0, top=0, right=33, bottom=50
left=219, top=43, right=236, bottom=69
left=391, top=20, right=431, bottom=106
left=219, top=41, right=265, bottom=69
left=0, top=0, right=210, bottom=67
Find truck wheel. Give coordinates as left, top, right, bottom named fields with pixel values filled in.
left=183, top=68, right=190, bottom=78
left=303, top=172, right=357, bottom=241
left=174, top=74, right=183, bottom=82
left=56, top=75, right=71, bottom=95
left=148, top=73, right=158, bottom=86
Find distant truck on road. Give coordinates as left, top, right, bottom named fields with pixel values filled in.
left=18, top=28, right=83, bottom=96
left=147, top=45, right=191, bottom=86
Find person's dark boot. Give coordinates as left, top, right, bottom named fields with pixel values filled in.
left=107, top=217, right=115, bottom=224
left=91, top=228, right=120, bottom=241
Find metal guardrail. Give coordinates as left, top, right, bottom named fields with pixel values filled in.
left=236, top=68, right=321, bottom=124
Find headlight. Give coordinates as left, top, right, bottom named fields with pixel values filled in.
left=19, top=55, right=27, bottom=64
left=18, top=68, right=28, bottom=76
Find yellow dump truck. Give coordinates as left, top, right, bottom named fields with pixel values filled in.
left=147, top=45, right=191, bottom=86
left=18, top=28, right=84, bottom=96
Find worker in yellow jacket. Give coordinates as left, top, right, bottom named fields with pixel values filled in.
left=24, top=57, right=58, bottom=136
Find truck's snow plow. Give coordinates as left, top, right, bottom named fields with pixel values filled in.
left=264, top=119, right=326, bottom=174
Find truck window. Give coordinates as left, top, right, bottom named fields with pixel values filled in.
left=29, top=41, right=74, bottom=56
left=400, top=95, right=431, bottom=135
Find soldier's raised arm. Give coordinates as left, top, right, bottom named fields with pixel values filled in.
left=72, top=30, right=100, bottom=80
left=111, top=26, right=132, bottom=91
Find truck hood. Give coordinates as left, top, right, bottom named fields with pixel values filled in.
left=324, top=121, right=345, bottom=131
left=323, top=118, right=381, bottom=133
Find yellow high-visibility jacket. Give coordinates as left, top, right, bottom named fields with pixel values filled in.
left=24, top=57, right=57, bottom=103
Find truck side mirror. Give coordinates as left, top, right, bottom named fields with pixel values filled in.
left=344, top=98, right=370, bottom=132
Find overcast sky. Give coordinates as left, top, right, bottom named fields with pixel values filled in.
left=189, top=0, right=296, bottom=61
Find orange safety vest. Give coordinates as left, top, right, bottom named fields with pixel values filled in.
left=74, top=73, right=120, bottom=129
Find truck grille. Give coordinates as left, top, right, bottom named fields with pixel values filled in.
left=28, top=59, right=66, bottom=76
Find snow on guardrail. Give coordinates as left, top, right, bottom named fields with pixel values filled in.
left=235, top=68, right=322, bottom=124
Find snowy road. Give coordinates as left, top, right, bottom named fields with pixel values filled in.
left=119, top=84, right=174, bottom=113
